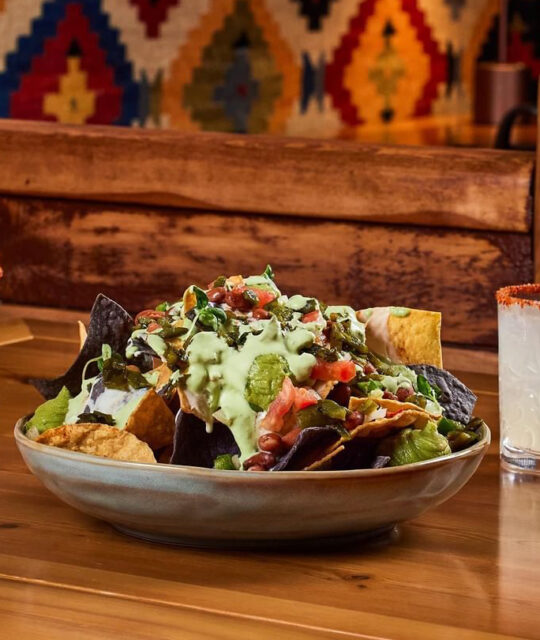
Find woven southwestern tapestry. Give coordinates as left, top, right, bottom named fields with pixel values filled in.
left=0, top=0, right=537, bottom=136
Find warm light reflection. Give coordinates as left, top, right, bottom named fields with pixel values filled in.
left=498, top=470, right=540, bottom=628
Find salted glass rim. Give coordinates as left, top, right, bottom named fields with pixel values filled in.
left=496, top=283, right=540, bottom=308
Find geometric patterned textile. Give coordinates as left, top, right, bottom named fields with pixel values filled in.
left=326, top=0, right=447, bottom=125
left=129, top=0, right=180, bottom=38
left=0, top=0, right=537, bottom=136
left=0, top=0, right=138, bottom=124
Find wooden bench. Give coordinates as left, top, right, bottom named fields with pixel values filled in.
left=0, top=118, right=538, bottom=372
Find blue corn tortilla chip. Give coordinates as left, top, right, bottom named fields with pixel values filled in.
left=271, top=426, right=343, bottom=471
left=30, top=294, right=133, bottom=400
left=371, top=455, right=391, bottom=469
left=410, top=364, right=477, bottom=424
left=170, top=410, right=240, bottom=467
left=328, top=437, right=384, bottom=471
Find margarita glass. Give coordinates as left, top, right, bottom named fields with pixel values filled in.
left=497, top=284, right=540, bottom=473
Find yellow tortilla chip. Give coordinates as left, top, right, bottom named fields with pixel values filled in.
left=125, top=389, right=175, bottom=450
left=349, top=396, right=440, bottom=419
left=358, top=307, right=442, bottom=367
left=388, top=310, right=442, bottom=367
left=151, top=363, right=173, bottom=392
left=77, top=321, right=87, bottom=351
left=182, top=288, right=197, bottom=314
left=307, top=405, right=430, bottom=469
left=313, top=380, right=336, bottom=400
left=37, top=423, right=156, bottom=463
left=226, top=274, right=244, bottom=287
left=178, top=387, right=192, bottom=414
left=349, top=409, right=429, bottom=439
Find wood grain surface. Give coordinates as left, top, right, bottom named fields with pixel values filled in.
left=2, top=314, right=539, bottom=639
left=0, top=119, right=534, bottom=232
left=0, top=581, right=344, bottom=640
left=0, top=197, right=533, bottom=348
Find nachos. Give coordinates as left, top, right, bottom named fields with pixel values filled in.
left=25, top=267, right=483, bottom=470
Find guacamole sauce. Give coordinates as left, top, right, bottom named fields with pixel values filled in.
left=185, top=317, right=316, bottom=461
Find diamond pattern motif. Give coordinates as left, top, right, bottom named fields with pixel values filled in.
left=0, top=0, right=137, bottom=124
left=443, top=0, right=467, bottom=20
left=129, top=0, right=180, bottom=38
left=326, top=0, right=447, bottom=126
left=0, top=0, right=536, bottom=134
left=291, top=0, right=336, bottom=31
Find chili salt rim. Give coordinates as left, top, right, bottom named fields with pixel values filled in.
left=496, top=284, right=540, bottom=308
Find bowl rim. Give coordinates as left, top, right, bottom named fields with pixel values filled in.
left=14, top=416, right=491, bottom=480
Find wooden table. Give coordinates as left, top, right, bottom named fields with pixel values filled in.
left=1, top=310, right=539, bottom=640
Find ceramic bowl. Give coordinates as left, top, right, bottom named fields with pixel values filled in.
left=15, top=418, right=490, bottom=548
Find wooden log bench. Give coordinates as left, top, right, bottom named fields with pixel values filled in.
left=0, top=118, right=538, bottom=373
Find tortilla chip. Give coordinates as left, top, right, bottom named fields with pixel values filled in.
left=349, top=396, right=440, bottom=419
left=170, top=410, right=239, bottom=467
left=36, top=423, right=156, bottom=463
left=410, top=364, right=477, bottom=424
left=157, top=444, right=174, bottom=463
left=148, top=363, right=172, bottom=392
left=302, top=408, right=429, bottom=471
left=304, top=444, right=346, bottom=470
left=349, top=409, right=429, bottom=439
left=312, top=437, right=382, bottom=471
left=177, top=388, right=206, bottom=424
left=271, top=426, right=343, bottom=471
left=31, top=295, right=133, bottom=399
left=125, top=389, right=175, bottom=450
left=359, top=307, right=442, bottom=368
left=388, top=310, right=442, bottom=367
left=313, top=380, right=336, bottom=400
left=182, top=288, right=197, bottom=314
left=77, top=321, right=87, bottom=351
left=226, top=275, right=244, bottom=287
left=372, top=455, right=391, bottom=469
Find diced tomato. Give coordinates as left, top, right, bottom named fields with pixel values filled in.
left=225, top=286, right=276, bottom=311
left=301, top=310, right=321, bottom=323
left=386, top=409, right=404, bottom=419
left=146, top=322, right=161, bottom=333
left=310, top=359, right=356, bottom=383
left=225, top=287, right=252, bottom=311
left=260, top=377, right=295, bottom=432
left=293, top=387, right=319, bottom=411
left=252, top=288, right=276, bottom=308
left=135, top=309, right=166, bottom=324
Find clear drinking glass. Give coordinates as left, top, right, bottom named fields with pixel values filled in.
left=497, top=284, right=540, bottom=473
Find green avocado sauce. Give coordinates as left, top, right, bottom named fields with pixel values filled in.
left=65, top=375, right=147, bottom=428
left=184, top=317, right=316, bottom=462
left=379, top=370, right=417, bottom=394
left=243, top=275, right=281, bottom=295
left=323, top=305, right=365, bottom=340
left=390, top=306, right=411, bottom=317
left=285, top=295, right=312, bottom=311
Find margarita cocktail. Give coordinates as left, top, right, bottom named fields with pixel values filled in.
left=498, top=284, right=540, bottom=473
